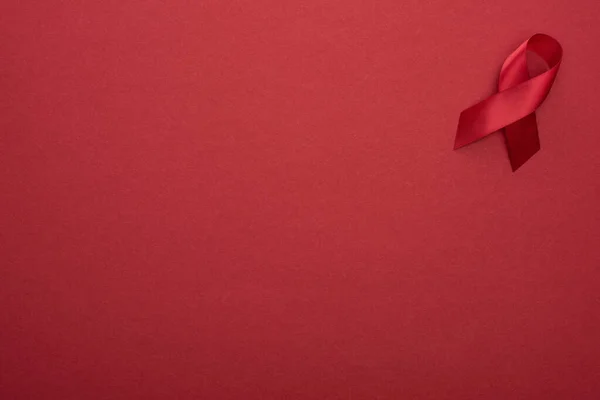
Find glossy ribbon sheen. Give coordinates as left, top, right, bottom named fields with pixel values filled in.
left=454, top=34, right=563, bottom=171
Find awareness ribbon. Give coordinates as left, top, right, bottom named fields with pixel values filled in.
left=454, top=34, right=563, bottom=171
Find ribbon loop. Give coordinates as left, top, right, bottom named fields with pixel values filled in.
left=454, top=34, right=563, bottom=171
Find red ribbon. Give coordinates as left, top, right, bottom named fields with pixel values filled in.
left=454, top=34, right=563, bottom=171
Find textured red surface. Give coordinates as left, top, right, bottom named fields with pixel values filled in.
left=2, top=1, right=600, bottom=399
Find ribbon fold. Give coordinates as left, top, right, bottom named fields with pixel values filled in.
left=454, top=34, right=563, bottom=171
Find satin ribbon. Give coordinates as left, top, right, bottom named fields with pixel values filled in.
left=454, top=34, right=563, bottom=171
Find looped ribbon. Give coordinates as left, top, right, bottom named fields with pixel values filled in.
left=454, top=34, right=563, bottom=171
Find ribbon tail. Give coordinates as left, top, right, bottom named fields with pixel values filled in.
left=454, top=104, right=489, bottom=149
left=504, top=112, right=540, bottom=171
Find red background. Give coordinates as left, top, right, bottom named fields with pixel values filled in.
left=2, top=1, right=600, bottom=399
